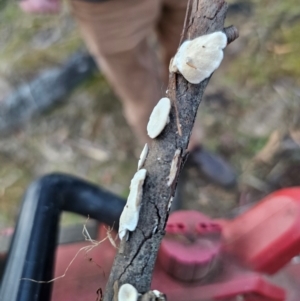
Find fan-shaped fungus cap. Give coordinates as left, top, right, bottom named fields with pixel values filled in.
left=170, top=31, right=227, bottom=84
left=147, top=97, right=171, bottom=139
left=118, top=284, right=138, bottom=301
left=119, top=169, right=147, bottom=240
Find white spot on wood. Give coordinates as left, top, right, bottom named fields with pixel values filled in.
left=169, top=32, right=227, bottom=84
left=167, top=197, right=174, bottom=211
left=124, top=231, right=129, bottom=241
left=167, top=149, right=181, bottom=187
left=119, top=169, right=147, bottom=240
left=153, top=290, right=163, bottom=298
left=147, top=97, right=171, bottom=139
left=118, top=284, right=138, bottom=301
left=137, top=144, right=149, bottom=170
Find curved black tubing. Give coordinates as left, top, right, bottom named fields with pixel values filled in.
left=0, top=173, right=125, bottom=301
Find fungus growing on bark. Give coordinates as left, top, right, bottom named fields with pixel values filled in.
left=169, top=31, right=227, bottom=84
left=147, top=97, right=171, bottom=139
left=153, top=290, right=166, bottom=300
left=119, top=169, right=147, bottom=240
left=137, top=144, right=149, bottom=170
left=167, top=149, right=181, bottom=187
left=118, top=284, right=138, bottom=301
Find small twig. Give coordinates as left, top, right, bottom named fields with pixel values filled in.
left=180, top=0, right=192, bottom=46
left=223, top=25, right=239, bottom=44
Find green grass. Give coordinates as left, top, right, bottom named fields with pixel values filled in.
left=0, top=2, right=82, bottom=75
left=227, top=0, right=300, bottom=87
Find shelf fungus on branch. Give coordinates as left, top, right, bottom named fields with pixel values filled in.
left=169, top=31, right=227, bottom=84
left=137, top=144, right=149, bottom=170
left=118, top=284, right=139, bottom=301
left=147, top=97, right=171, bottom=139
left=119, top=169, right=147, bottom=241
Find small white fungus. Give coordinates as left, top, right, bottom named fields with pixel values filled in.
left=167, top=149, right=181, bottom=187
left=169, top=31, right=227, bottom=84
left=137, top=144, right=149, bottom=170
left=118, top=284, right=138, bottom=301
left=147, top=97, right=171, bottom=139
left=119, top=169, right=147, bottom=240
left=153, top=290, right=164, bottom=298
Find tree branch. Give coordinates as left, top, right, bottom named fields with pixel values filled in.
left=103, top=1, right=238, bottom=300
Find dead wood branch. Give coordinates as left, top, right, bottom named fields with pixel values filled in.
left=103, top=1, right=238, bottom=300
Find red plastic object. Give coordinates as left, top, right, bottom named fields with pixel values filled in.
left=51, top=227, right=285, bottom=301
left=190, top=275, right=285, bottom=301
left=159, top=211, right=221, bottom=281
left=47, top=188, right=300, bottom=300
left=221, top=188, right=300, bottom=274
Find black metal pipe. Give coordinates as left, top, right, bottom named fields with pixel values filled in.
left=0, top=52, right=97, bottom=134
left=0, top=173, right=125, bottom=301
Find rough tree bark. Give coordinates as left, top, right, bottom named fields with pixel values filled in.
left=103, top=1, right=238, bottom=300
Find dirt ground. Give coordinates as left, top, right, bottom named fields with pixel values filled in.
left=0, top=0, right=300, bottom=230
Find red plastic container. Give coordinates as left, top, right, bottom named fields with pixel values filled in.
left=221, top=188, right=300, bottom=274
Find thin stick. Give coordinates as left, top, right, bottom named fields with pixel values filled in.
left=180, top=0, right=192, bottom=46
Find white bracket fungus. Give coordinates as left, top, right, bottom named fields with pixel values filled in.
left=147, top=97, right=171, bottom=139
left=137, top=143, right=149, bottom=170
left=118, top=284, right=138, bottom=301
left=167, top=149, right=181, bottom=187
left=169, top=31, right=227, bottom=84
left=119, top=169, right=147, bottom=240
